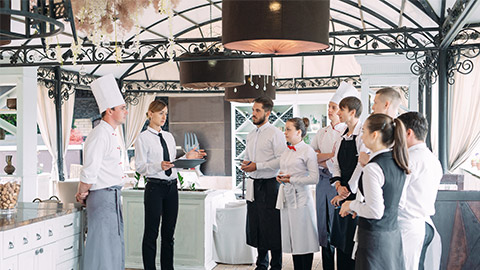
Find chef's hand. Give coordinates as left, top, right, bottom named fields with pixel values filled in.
left=339, top=200, right=353, bottom=217
left=75, top=191, right=89, bottom=206
left=161, top=161, right=174, bottom=170
left=335, top=182, right=351, bottom=198
left=330, top=195, right=344, bottom=207
left=186, top=147, right=207, bottom=159
left=241, top=161, right=257, bottom=172
left=358, top=151, right=370, bottom=167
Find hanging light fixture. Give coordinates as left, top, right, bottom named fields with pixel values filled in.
left=0, top=1, right=11, bottom=46
left=179, top=52, right=245, bottom=89
left=225, top=75, right=276, bottom=103
left=222, top=0, right=330, bottom=54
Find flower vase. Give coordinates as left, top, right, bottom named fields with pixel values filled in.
left=4, top=155, right=15, bottom=175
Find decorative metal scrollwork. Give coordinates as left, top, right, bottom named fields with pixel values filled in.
left=0, top=28, right=443, bottom=67
left=406, top=49, right=438, bottom=85
left=447, top=46, right=480, bottom=84
left=37, top=67, right=97, bottom=103
left=275, top=76, right=361, bottom=91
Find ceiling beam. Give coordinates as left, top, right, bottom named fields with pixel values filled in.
left=440, top=0, right=480, bottom=49
left=408, top=0, right=440, bottom=24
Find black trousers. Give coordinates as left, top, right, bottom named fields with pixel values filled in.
left=336, top=248, right=355, bottom=270
left=142, top=181, right=179, bottom=270
left=419, top=222, right=435, bottom=270
left=322, top=197, right=335, bottom=270
left=256, top=248, right=282, bottom=270
left=292, top=253, right=314, bottom=270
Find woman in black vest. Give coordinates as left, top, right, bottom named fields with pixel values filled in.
left=340, top=113, right=410, bottom=270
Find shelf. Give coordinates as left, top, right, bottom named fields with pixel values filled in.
left=0, top=109, right=17, bottom=115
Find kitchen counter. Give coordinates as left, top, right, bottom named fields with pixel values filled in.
left=0, top=202, right=83, bottom=231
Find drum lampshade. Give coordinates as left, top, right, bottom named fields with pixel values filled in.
left=222, top=0, right=330, bottom=54
left=179, top=53, right=245, bottom=89
left=225, top=75, right=276, bottom=103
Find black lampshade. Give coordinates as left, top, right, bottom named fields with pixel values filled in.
left=225, top=75, right=276, bottom=103
left=179, top=52, right=245, bottom=89
left=222, top=0, right=330, bottom=54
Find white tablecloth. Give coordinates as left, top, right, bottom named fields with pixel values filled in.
left=213, top=200, right=256, bottom=264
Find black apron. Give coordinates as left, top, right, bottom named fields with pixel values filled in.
left=330, top=132, right=358, bottom=255
left=246, top=177, right=282, bottom=250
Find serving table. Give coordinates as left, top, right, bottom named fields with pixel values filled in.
left=122, top=188, right=236, bottom=270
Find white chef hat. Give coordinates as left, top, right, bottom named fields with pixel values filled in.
left=90, top=74, right=125, bottom=113
left=330, top=81, right=359, bottom=105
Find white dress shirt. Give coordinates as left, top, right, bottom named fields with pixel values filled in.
left=398, top=143, right=443, bottom=270
left=310, top=122, right=346, bottom=172
left=244, top=122, right=286, bottom=179
left=80, top=120, right=126, bottom=190
left=134, top=127, right=178, bottom=180
left=349, top=149, right=391, bottom=219
left=332, top=120, right=369, bottom=193
left=398, top=143, right=442, bottom=222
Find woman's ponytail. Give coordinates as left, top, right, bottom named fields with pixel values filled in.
left=392, top=118, right=410, bottom=174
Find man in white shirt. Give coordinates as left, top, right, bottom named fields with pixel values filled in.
left=397, top=112, right=442, bottom=270
left=75, top=74, right=128, bottom=270
left=359, top=87, right=402, bottom=166
left=242, top=96, right=286, bottom=270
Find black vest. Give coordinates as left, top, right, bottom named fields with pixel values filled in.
left=358, top=151, right=406, bottom=231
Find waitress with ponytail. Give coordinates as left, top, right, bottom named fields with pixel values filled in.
left=135, top=100, right=206, bottom=270
left=276, top=117, right=319, bottom=270
left=340, top=113, right=409, bottom=270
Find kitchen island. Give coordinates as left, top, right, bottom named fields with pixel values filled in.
left=0, top=202, right=85, bottom=270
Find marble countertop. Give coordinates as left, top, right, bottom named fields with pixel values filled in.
left=0, top=202, right=83, bottom=231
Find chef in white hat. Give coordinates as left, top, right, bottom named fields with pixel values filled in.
left=75, top=73, right=128, bottom=270
left=310, top=81, right=358, bottom=270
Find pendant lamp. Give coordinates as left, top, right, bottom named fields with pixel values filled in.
left=225, top=75, right=276, bottom=103
left=0, top=1, right=11, bottom=46
left=179, top=52, right=245, bottom=89
left=222, top=0, right=330, bottom=54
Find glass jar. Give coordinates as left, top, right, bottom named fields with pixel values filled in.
left=0, top=176, right=21, bottom=215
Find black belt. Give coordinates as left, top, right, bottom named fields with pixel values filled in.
left=146, top=177, right=177, bottom=185
left=249, top=177, right=276, bottom=181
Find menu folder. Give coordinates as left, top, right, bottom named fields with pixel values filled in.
left=172, top=159, right=206, bottom=169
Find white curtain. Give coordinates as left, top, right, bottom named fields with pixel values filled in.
left=120, top=93, right=156, bottom=169
left=37, top=83, right=75, bottom=180
left=448, top=55, right=480, bottom=171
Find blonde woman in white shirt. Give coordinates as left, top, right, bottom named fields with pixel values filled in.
left=135, top=100, right=206, bottom=270
left=276, top=117, right=319, bottom=270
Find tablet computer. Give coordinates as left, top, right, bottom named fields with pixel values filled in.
left=172, top=159, right=206, bottom=168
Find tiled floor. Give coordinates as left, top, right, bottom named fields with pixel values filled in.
left=127, top=252, right=325, bottom=270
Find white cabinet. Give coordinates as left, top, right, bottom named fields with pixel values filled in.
left=18, top=243, right=54, bottom=270
left=0, top=211, right=85, bottom=270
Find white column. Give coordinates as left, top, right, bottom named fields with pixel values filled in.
left=16, top=67, right=39, bottom=202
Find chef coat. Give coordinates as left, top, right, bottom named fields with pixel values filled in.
left=135, top=126, right=178, bottom=180
left=310, top=122, right=346, bottom=172
left=80, top=120, right=126, bottom=190
left=276, top=141, right=319, bottom=254
left=244, top=122, right=286, bottom=201
left=398, top=143, right=443, bottom=270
